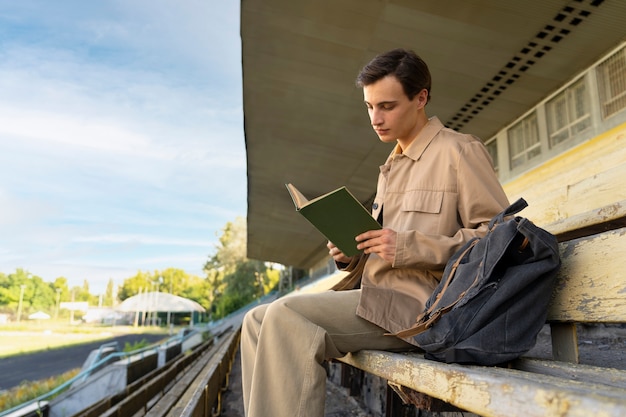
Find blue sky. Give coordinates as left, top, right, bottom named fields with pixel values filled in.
left=0, top=1, right=246, bottom=294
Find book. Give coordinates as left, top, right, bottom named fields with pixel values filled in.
left=285, top=183, right=381, bottom=257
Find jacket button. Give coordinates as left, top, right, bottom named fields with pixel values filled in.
left=372, top=203, right=379, bottom=210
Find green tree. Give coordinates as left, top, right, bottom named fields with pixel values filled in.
left=209, top=217, right=247, bottom=272
left=51, top=277, right=70, bottom=301
left=159, top=267, right=204, bottom=296
left=118, top=268, right=209, bottom=315
left=204, top=217, right=282, bottom=319
left=104, top=278, right=117, bottom=307
left=49, top=277, right=69, bottom=318
left=71, top=280, right=97, bottom=305
left=0, top=272, right=13, bottom=311
left=0, top=269, right=56, bottom=317
left=118, top=270, right=154, bottom=301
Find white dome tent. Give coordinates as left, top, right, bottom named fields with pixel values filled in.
left=116, top=291, right=206, bottom=327
left=28, top=311, right=51, bottom=320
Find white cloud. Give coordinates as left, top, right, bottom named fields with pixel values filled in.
left=72, top=233, right=212, bottom=247
left=0, top=187, right=59, bottom=227
left=0, top=106, right=151, bottom=154
left=0, top=1, right=247, bottom=292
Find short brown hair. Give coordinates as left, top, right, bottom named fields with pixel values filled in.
left=356, top=49, right=431, bottom=103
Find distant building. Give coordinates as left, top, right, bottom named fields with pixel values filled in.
left=116, top=291, right=206, bottom=326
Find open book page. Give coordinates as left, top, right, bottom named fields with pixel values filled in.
left=285, top=183, right=310, bottom=209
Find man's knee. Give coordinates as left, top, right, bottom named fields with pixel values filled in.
left=262, top=297, right=289, bottom=322
left=244, top=295, right=324, bottom=333
left=243, top=303, right=268, bottom=334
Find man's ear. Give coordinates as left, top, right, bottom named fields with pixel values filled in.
left=415, top=88, right=429, bottom=109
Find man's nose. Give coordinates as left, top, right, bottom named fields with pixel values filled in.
left=370, top=109, right=383, bottom=126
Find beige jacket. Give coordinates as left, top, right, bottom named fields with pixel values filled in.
left=342, top=117, right=509, bottom=340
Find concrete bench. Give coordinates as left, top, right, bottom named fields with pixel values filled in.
left=73, top=328, right=238, bottom=417
left=336, top=200, right=626, bottom=416
left=146, top=328, right=240, bottom=417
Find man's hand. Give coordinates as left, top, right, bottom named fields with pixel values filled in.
left=356, top=228, right=397, bottom=263
left=327, top=241, right=353, bottom=264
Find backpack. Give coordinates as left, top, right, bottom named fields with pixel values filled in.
left=395, top=198, right=561, bottom=365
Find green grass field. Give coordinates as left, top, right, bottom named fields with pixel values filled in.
left=0, top=322, right=170, bottom=358
left=0, top=322, right=174, bottom=413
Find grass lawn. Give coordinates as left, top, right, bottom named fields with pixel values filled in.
left=0, top=320, right=179, bottom=412
left=0, top=322, right=175, bottom=413
left=0, top=322, right=171, bottom=358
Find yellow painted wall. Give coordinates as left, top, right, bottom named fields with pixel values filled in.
left=503, top=122, right=626, bottom=226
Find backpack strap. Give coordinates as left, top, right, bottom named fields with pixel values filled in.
left=393, top=239, right=479, bottom=338
left=488, top=198, right=528, bottom=230
left=393, top=200, right=528, bottom=340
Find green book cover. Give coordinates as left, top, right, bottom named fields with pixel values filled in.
left=286, top=183, right=381, bottom=257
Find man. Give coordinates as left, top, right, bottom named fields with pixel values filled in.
left=241, top=49, right=509, bottom=417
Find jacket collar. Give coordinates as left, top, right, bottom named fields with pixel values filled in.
left=390, top=116, right=444, bottom=161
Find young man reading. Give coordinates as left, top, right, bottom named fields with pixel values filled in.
left=241, top=48, right=509, bottom=417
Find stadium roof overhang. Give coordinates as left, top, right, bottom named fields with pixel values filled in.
left=241, top=0, right=626, bottom=270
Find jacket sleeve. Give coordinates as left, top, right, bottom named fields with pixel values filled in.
left=335, top=253, right=365, bottom=272
left=394, top=140, right=509, bottom=270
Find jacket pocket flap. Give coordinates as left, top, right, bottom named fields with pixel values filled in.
left=402, top=190, right=444, bottom=213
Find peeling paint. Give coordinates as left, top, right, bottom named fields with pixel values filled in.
left=338, top=216, right=626, bottom=416
left=534, top=389, right=573, bottom=416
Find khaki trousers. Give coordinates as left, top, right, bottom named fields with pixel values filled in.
left=240, top=289, right=413, bottom=417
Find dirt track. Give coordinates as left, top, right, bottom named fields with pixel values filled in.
left=0, top=333, right=166, bottom=391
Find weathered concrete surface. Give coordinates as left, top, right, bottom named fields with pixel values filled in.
left=48, top=361, right=127, bottom=417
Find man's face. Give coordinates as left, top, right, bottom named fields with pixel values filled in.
left=363, top=75, right=427, bottom=148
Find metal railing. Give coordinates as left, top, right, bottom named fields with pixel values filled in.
left=0, top=329, right=206, bottom=417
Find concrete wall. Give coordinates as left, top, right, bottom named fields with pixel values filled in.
left=48, top=351, right=159, bottom=417
left=48, top=362, right=127, bottom=417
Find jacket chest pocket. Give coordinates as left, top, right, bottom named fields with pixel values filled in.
left=402, top=190, right=444, bottom=213
left=400, top=190, right=444, bottom=233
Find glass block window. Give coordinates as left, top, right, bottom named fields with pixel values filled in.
left=597, top=46, right=626, bottom=119
left=546, top=78, right=591, bottom=147
left=508, top=112, right=540, bottom=170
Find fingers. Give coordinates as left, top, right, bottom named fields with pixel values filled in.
left=356, top=228, right=384, bottom=242
left=327, top=241, right=341, bottom=256
left=327, top=241, right=351, bottom=264
left=356, top=228, right=396, bottom=263
left=356, top=229, right=391, bottom=249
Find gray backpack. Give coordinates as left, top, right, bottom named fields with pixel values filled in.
left=396, top=199, right=561, bottom=365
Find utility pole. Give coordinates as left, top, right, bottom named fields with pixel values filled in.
left=70, top=288, right=75, bottom=324
left=134, top=287, right=142, bottom=327
left=55, top=288, right=61, bottom=320
left=16, top=284, right=26, bottom=322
